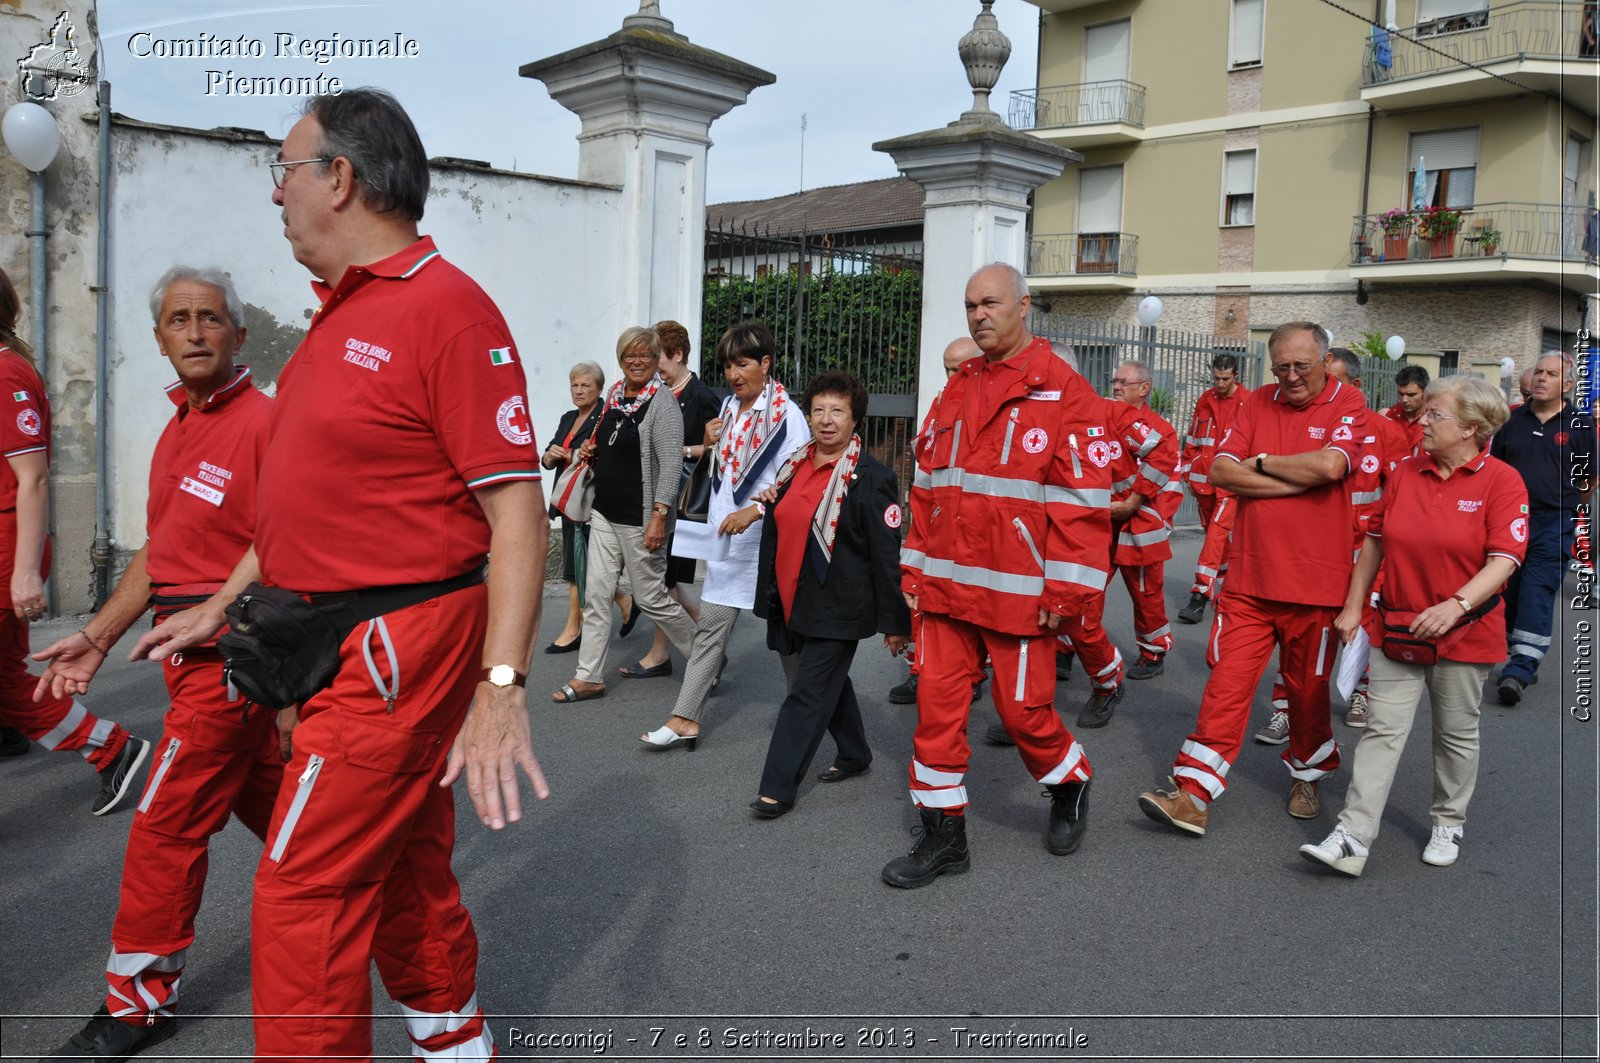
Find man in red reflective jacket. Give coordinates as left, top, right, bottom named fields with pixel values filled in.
left=885, top=263, right=1113, bottom=889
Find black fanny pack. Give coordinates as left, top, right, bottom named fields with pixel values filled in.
left=218, top=567, right=484, bottom=709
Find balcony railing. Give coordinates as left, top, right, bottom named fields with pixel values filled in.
left=1349, top=202, right=1598, bottom=266
left=1029, top=232, right=1140, bottom=277
left=1009, top=80, right=1147, bottom=131
left=1362, top=1, right=1598, bottom=86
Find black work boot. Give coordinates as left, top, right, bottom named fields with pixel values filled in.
left=1178, top=592, right=1208, bottom=624
left=47, top=1005, right=180, bottom=1059
left=1045, top=778, right=1091, bottom=855
left=881, top=808, right=970, bottom=888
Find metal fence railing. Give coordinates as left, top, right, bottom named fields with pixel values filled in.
left=702, top=220, right=923, bottom=491
left=1349, top=202, right=1599, bottom=266
left=1029, top=311, right=1266, bottom=527
left=1029, top=232, right=1141, bottom=278
left=1363, top=0, right=1598, bottom=85
left=1008, top=79, right=1147, bottom=130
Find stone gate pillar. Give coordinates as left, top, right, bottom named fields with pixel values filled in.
left=874, top=1, right=1078, bottom=420
left=523, top=4, right=773, bottom=350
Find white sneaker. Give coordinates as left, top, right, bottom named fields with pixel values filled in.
left=1299, top=825, right=1369, bottom=877
left=1422, top=824, right=1463, bottom=866
left=1254, top=710, right=1290, bottom=745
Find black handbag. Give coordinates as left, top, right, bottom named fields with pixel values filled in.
left=676, top=451, right=714, bottom=523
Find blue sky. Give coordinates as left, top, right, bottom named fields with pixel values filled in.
left=95, top=0, right=1043, bottom=203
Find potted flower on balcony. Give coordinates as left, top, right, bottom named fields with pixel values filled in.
left=1478, top=224, right=1502, bottom=256
left=1414, top=205, right=1465, bottom=259
left=1373, top=207, right=1413, bottom=261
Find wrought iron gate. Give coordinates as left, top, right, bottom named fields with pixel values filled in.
left=702, top=221, right=922, bottom=489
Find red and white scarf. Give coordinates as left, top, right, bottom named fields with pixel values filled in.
left=774, top=434, right=861, bottom=566
left=717, top=378, right=791, bottom=500
left=606, top=375, right=662, bottom=417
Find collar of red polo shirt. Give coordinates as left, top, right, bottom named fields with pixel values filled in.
left=1274, top=375, right=1343, bottom=406
left=311, top=236, right=442, bottom=306
left=1418, top=445, right=1490, bottom=477
left=163, top=364, right=255, bottom=412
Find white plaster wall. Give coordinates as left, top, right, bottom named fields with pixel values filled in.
left=107, top=122, right=620, bottom=548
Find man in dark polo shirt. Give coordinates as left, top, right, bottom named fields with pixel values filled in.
left=1490, top=351, right=1594, bottom=704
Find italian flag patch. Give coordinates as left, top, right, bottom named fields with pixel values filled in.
left=1086, top=426, right=1105, bottom=437
left=1520, top=504, right=1529, bottom=513
left=489, top=347, right=514, bottom=366
left=11, top=391, right=27, bottom=402
left=1341, top=416, right=1355, bottom=423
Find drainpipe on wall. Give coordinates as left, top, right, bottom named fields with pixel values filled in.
left=1357, top=103, right=1376, bottom=305
left=90, top=82, right=112, bottom=606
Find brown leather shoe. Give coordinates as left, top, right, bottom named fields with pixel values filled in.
left=1137, top=778, right=1208, bottom=836
left=1287, top=779, right=1321, bottom=819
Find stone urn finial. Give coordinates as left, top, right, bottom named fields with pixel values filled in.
left=623, top=0, right=675, bottom=33
left=958, top=0, right=1012, bottom=123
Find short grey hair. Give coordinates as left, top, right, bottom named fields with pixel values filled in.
left=972, top=262, right=1029, bottom=302
left=1327, top=347, right=1362, bottom=380
left=149, top=266, right=244, bottom=330
left=569, top=360, right=605, bottom=388
left=1119, top=359, right=1151, bottom=384
left=1428, top=375, right=1508, bottom=447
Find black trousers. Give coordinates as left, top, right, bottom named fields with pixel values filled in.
left=757, top=634, right=870, bottom=805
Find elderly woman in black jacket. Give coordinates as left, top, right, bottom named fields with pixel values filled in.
left=748, top=371, right=911, bottom=818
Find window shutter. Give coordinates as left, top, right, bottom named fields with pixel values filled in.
left=1231, top=0, right=1264, bottom=66
left=1225, top=151, right=1257, bottom=195
left=1084, top=19, right=1130, bottom=83
left=1417, top=0, right=1488, bottom=22
left=1408, top=128, right=1479, bottom=172
left=1078, top=166, right=1124, bottom=234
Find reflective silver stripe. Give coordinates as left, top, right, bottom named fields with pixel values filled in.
left=37, top=700, right=88, bottom=751
left=1068, top=435, right=1083, bottom=478
left=1352, top=489, right=1383, bottom=506
left=1000, top=411, right=1017, bottom=464
left=1186, top=435, right=1216, bottom=447
left=80, top=717, right=114, bottom=759
left=138, top=738, right=182, bottom=814
left=1118, top=527, right=1171, bottom=547
left=900, top=547, right=927, bottom=569
left=400, top=993, right=481, bottom=1041
left=1112, top=473, right=1137, bottom=494
left=106, top=948, right=185, bottom=977
left=1048, top=484, right=1111, bottom=508
left=1174, top=766, right=1224, bottom=799
left=1315, top=627, right=1330, bottom=677
left=1195, top=565, right=1218, bottom=578
left=1038, top=740, right=1085, bottom=785
left=1138, top=463, right=1171, bottom=488
left=914, top=785, right=969, bottom=808
left=949, top=422, right=962, bottom=467
left=912, top=469, right=932, bottom=490
left=1180, top=738, right=1231, bottom=776
left=913, top=759, right=964, bottom=786
left=1142, top=623, right=1172, bottom=640
left=1287, top=738, right=1339, bottom=780
left=1015, top=637, right=1029, bottom=702
left=1134, top=430, right=1161, bottom=459
left=1013, top=519, right=1045, bottom=572
left=931, top=466, right=1043, bottom=502
left=921, top=556, right=1043, bottom=596
left=269, top=754, right=324, bottom=863
left=413, top=1026, right=495, bottom=1060
left=1044, top=559, right=1107, bottom=591
left=1190, top=472, right=1210, bottom=485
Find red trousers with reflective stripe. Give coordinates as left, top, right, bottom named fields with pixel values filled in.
left=910, top=613, right=1091, bottom=813
left=252, top=585, right=490, bottom=1063
left=1056, top=597, right=1124, bottom=692
left=1195, top=491, right=1218, bottom=530
left=1191, top=495, right=1234, bottom=598
left=0, top=609, right=126, bottom=767
left=1173, top=593, right=1341, bottom=805
left=105, top=650, right=282, bottom=1022
left=1116, top=563, right=1172, bottom=658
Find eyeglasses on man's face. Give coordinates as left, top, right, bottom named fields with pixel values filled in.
left=1269, top=361, right=1321, bottom=378
left=268, top=157, right=331, bottom=189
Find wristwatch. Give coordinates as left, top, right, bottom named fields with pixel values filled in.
left=481, top=665, right=527, bottom=688
left=653, top=502, right=670, bottom=516
left=1255, top=453, right=1266, bottom=475
left=1452, top=594, right=1472, bottom=613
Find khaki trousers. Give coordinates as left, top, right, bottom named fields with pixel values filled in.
left=1337, top=652, right=1488, bottom=846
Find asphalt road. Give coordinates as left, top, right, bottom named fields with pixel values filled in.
left=2, top=531, right=1596, bottom=1062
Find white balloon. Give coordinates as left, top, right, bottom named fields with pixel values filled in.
left=1135, top=295, right=1164, bottom=328
left=1500, top=357, right=1516, bottom=377
left=2, top=103, right=61, bottom=173
left=1385, top=335, right=1406, bottom=360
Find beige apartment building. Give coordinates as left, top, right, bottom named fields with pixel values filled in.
left=1013, top=0, right=1598, bottom=380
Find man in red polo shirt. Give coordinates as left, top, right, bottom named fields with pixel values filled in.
left=1139, top=321, right=1366, bottom=835
left=141, top=89, right=548, bottom=1063
left=1384, top=364, right=1428, bottom=456
left=35, top=267, right=279, bottom=1061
